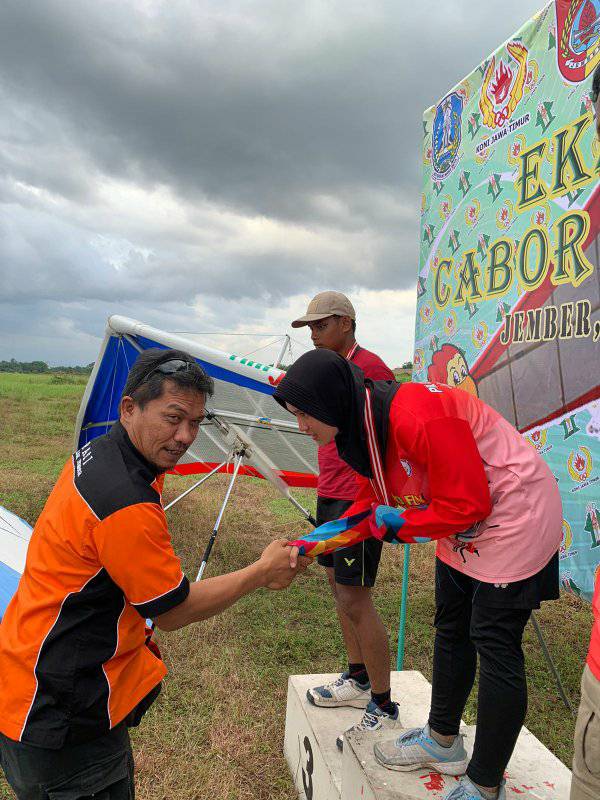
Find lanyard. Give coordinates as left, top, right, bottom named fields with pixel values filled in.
left=346, top=342, right=359, bottom=361
left=364, top=387, right=390, bottom=506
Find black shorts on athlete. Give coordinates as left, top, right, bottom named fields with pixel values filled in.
left=316, top=496, right=383, bottom=587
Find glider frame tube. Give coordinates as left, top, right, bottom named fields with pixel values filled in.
left=196, top=451, right=245, bottom=581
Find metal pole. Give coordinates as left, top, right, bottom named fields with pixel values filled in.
left=530, top=611, right=574, bottom=715
left=196, top=452, right=245, bottom=580
left=396, top=544, right=411, bottom=670
left=163, top=461, right=227, bottom=511
left=286, top=494, right=317, bottom=527
left=274, top=335, right=291, bottom=370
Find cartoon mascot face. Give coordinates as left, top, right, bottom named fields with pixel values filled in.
left=427, top=344, right=478, bottom=396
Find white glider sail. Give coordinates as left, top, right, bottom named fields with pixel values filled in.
left=74, top=316, right=318, bottom=495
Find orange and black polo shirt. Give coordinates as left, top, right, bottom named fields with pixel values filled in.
left=0, top=422, right=189, bottom=748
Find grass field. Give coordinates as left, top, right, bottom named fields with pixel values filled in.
left=0, top=372, right=592, bottom=798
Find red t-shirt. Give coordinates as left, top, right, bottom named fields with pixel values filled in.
left=588, top=572, right=600, bottom=680
left=317, top=345, right=395, bottom=500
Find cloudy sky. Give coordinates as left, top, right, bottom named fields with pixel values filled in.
left=0, top=0, right=546, bottom=368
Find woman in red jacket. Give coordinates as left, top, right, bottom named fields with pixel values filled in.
left=274, top=348, right=562, bottom=800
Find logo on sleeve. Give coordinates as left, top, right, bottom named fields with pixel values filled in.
left=74, top=444, right=93, bottom=477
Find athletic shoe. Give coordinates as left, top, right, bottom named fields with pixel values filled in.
left=441, top=775, right=506, bottom=800
left=307, top=671, right=370, bottom=709
left=336, top=699, right=400, bottom=750
left=373, top=722, right=468, bottom=775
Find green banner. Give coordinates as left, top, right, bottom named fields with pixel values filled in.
left=415, top=0, right=600, bottom=600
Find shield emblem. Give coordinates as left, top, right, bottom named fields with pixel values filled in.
left=432, top=92, right=463, bottom=180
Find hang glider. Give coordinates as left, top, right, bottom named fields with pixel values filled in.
left=0, top=505, right=32, bottom=619
left=74, top=315, right=318, bottom=520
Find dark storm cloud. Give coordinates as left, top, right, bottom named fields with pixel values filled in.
left=0, top=0, right=546, bottom=363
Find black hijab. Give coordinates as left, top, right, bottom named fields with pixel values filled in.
left=273, top=349, right=399, bottom=478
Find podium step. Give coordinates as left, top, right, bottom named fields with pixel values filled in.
left=284, top=671, right=572, bottom=800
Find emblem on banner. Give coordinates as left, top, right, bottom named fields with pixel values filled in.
left=527, top=429, right=552, bottom=455
left=536, top=100, right=556, bottom=132
left=423, top=222, right=436, bottom=245
left=487, top=173, right=503, bottom=201
left=530, top=205, right=550, bottom=227
left=448, top=229, right=461, bottom=253
left=496, top=200, right=515, bottom=230
left=560, top=518, right=574, bottom=559
left=465, top=199, right=481, bottom=227
left=567, top=446, right=593, bottom=482
left=580, top=91, right=594, bottom=114
left=464, top=297, right=478, bottom=319
left=556, top=0, right=600, bottom=83
left=507, top=133, right=527, bottom=166
left=467, top=112, right=482, bottom=139
left=432, top=91, right=464, bottom=180
left=439, top=194, right=453, bottom=221
left=458, top=170, right=472, bottom=197
left=496, top=300, right=511, bottom=322
left=479, top=41, right=529, bottom=129
left=524, top=58, right=540, bottom=94
left=413, top=349, right=425, bottom=374
left=419, top=303, right=434, bottom=326
left=443, top=311, right=458, bottom=338
left=585, top=503, right=600, bottom=547
left=477, top=233, right=491, bottom=258
left=471, top=321, right=488, bottom=349
left=561, top=414, right=581, bottom=438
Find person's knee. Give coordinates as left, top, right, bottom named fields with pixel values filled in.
left=469, top=615, right=527, bottom=683
left=335, top=585, right=372, bottom=623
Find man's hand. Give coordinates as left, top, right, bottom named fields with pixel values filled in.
left=287, top=544, right=301, bottom=569
left=259, top=539, right=309, bottom=589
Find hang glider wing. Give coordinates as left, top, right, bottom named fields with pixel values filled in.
left=74, top=315, right=318, bottom=491
left=0, top=505, right=32, bottom=618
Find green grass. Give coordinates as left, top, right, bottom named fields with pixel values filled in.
left=0, top=373, right=591, bottom=798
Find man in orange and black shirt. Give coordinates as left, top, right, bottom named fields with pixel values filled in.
left=0, top=348, right=305, bottom=800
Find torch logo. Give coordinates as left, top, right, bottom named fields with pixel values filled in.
left=567, top=446, right=593, bottom=482
left=479, top=41, right=529, bottom=129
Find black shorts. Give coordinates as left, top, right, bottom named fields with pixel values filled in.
left=0, top=724, right=134, bottom=800
left=315, top=496, right=383, bottom=587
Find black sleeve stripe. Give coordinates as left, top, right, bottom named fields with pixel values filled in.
left=132, top=575, right=190, bottom=619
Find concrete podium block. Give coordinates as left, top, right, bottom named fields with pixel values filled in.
left=284, top=671, right=572, bottom=800
left=284, top=672, right=357, bottom=800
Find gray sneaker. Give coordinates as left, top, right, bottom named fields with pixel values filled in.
left=336, top=699, right=400, bottom=750
left=442, top=775, right=506, bottom=800
left=374, top=722, right=468, bottom=775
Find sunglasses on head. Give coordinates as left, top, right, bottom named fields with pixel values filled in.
left=130, top=358, right=196, bottom=394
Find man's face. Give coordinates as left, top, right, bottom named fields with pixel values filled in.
left=286, top=403, right=338, bottom=446
left=120, top=379, right=206, bottom=470
left=307, top=315, right=352, bottom=352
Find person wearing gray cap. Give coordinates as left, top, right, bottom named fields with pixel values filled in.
left=291, top=291, right=399, bottom=749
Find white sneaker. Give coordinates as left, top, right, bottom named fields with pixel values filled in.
left=307, top=671, right=370, bottom=709
left=336, top=699, right=401, bottom=750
